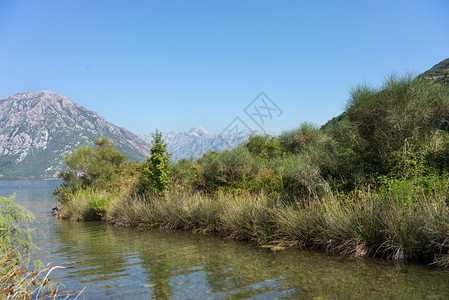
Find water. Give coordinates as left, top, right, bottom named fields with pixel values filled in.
left=1, top=180, right=449, bottom=299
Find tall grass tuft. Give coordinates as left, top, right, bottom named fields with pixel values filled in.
left=56, top=188, right=119, bottom=221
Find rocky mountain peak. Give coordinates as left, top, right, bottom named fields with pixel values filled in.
left=0, top=91, right=150, bottom=179
left=188, top=126, right=211, bottom=136
left=1, top=91, right=83, bottom=127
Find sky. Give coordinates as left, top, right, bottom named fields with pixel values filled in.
left=0, top=0, right=448, bottom=135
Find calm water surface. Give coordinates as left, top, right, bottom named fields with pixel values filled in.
left=1, top=180, right=449, bottom=299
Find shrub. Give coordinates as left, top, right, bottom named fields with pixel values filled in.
left=346, top=75, right=449, bottom=174
left=244, top=134, right=284, bottom=159
left=55, top=137, right=128, bottom=200
left=321, top=118, right=363, bottom=188
left=88, top=195, right=111, bottom=217
left=169, top=158, right=200, bottom=191
left=0, top=196, right=34, bottom=260
left=283, top=155, right=331, bottom=200
left=136, top=130, right=171, bottom=196
left=56, top=189, right=116, bottom=221
left=279, top=123, right=325, bottom=154
left=254, top=156, right=287, bottom=197
left=200, top=146, right=256, bottom=191
left=0, top=196, right=72, bottom=299
left=423, top=130, right=449, bottom=174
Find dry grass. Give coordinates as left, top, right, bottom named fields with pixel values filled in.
left=58, top=184, right=449, bottom=267
left=0, top=249, right=83, bottom=299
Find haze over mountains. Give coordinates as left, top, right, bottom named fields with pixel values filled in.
left=140, top=127, right=280, bottom=161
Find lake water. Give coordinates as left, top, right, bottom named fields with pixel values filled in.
left=1, top=180, right=449, bottom=299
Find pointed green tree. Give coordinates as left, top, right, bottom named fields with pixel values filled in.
left=138, top=130, right=171, bottom=196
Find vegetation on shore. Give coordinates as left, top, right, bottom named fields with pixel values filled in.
left=55, top=74, right=449, bottom=267
left=0, top=196, right=75, bottom=299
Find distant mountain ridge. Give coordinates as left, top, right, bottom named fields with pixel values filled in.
left=0, top=91, right=150, bottom=179
left=140, top=126, right=281, bottom=161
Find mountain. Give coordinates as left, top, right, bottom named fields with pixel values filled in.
left=417, top=58, right=449, bottom=80
left=0, top=91, right=151, bottom=179
left=140, top=126, right=281, bottom=161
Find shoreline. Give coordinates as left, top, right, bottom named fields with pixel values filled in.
left=55, top=188, right=449, bottom=268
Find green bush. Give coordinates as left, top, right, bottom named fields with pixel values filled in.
left=136, top=130, right=171, bottom=196
left=88, top=195, right=111, bottom=217
left=169, top=158, right=200, bottom=190
left=253, top=156, right=287, bottom=197
left=346, top=75, right=449, bottom=174
left=55, top=137, right=128, bottom=200
left=244, top=134, right=284, bottom=159
left=321, top=118, right=362, bottom=183
left=282, top=155, right=330, bottom=200
left=200, top=146, right=256, bottom=191
left=279, top=123, right=325, bottom=154
left=0, top=197, right=71, bottom=298
left=423, top=130, right=449, bottom=174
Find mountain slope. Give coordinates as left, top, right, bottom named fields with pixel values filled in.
left=140, top=127, right=281, bottom=161
left=0, top=91, right=150, bottom=179
left=321, top=58, right=449, bottom=130
left=418, top=58, right=449, bottom=79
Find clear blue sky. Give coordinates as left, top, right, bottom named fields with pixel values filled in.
left=0, top=0, right=448, bottom=134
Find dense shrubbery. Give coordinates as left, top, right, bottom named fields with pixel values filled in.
left=55, top=137, right=128, bottom=202
left=244, top=134, right=284, bottom=159
left=56, top=75, right=449, bottom=266
left=200, top=146, right=256, bottom=191
left=346, top=76, right=449, bottom=175
left=56, top=132, right=171, bottom=215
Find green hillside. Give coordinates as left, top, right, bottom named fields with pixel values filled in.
left=322, top=58, right=449, bottom=131
left=417, top=58, right=449, bottom=85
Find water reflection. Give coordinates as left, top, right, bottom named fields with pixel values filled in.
left=1, top=180, right=449, bottom=299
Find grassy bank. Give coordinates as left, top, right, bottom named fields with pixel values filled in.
left=57, top=180, right=449, bottom=266
left=55, top=75, right=449, bottom=267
